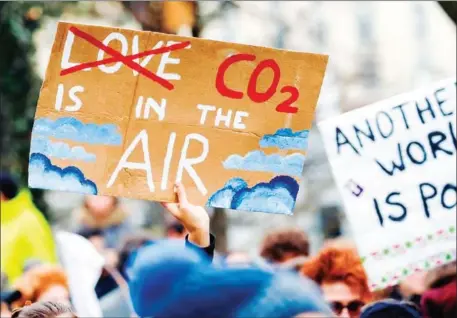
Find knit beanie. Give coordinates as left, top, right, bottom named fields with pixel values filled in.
left=128, top=240, right=331, bottom=318
left=360, top=299, right=422, bottom=318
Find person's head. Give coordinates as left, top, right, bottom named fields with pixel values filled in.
left=421, top=277, right=456, bottom=318
left=118, top=232, right=155, bottom=276
left=0, top=173, right=18, bottom=201
left=128, top=240, right=333, bottom=318
left=424, top=261, right=456, bottom=289
left=260, top=229, right=310, bottom=264
left=11, top=301, right=77, bottom=318
left=1, top=290, right=22, bottom=317
left=84, top=195, right=118, bottom=218
left=165, top=222, right=187, bottom=239
left=301, top=244, right=372, bottom=318
left=13, top=265, right=70, bottom=308
left=360, top=299, right=422, bottom=318
left=418, top=261, right=456, bottom=318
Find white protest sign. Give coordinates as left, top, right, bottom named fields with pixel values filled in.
left=319, top=78, right=456, bottom=290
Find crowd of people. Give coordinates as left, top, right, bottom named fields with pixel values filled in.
left=1, top=173, right=456, bottom=318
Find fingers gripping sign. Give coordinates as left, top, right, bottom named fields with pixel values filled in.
left=161, top=183, right=210, bottom=247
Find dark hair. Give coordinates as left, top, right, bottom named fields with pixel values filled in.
left=1, top=290, right=22, bottom=305
left=118, top=232, right=155, bottom=275
left=0, top=173, right=18, bottom=200
left=260, top=229, right=310, bottom=262
left=167, top=222, right=185, bottom=235
left=425, top=261, right=456, bottom=289
left=360, top=299, right=422, bottom=318
left=76, top=227, right=104, bottom=240
left=11, top=301, right=77, bottom=318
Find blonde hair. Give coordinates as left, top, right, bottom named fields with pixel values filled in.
left=12, top=301, right=76, bottom=318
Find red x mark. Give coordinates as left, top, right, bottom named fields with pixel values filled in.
left=60, top=26, right=191, bottom=91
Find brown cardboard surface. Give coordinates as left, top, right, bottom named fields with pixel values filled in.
left=29, top=22, right=328, bottom=214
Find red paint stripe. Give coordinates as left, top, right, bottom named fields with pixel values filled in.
left=60, top=39, right=190, bottom=76
left=60, top=26, right=190, bottom=90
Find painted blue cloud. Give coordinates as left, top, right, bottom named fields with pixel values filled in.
left=207, top=175, right=299, bottom=215
left=259, top=128, right=309, bottom=150
left=32, top=117, right=122, bottom=145
left=223, top=150, right=305, bottom=176
left=30, top=137, right=96, bottom=162
left=207, top=178, right=248, bottom=209
left=28, top=153, right=97, bottom=195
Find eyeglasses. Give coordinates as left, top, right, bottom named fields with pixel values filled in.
left=330, top=300, right=365, bottom=316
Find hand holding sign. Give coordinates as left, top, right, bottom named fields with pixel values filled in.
left=161, top=183, right=210, bottom=248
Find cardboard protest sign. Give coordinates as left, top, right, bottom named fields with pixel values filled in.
left=29, top=22, right=328, bottom=214
left=319, top=78, right=456, bottom=290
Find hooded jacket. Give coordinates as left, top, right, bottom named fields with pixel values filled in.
left=1, top=189, right=57, bottom=283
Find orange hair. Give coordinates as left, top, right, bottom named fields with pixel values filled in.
left=13, top=264, right=69, bottom=307
left=301, top=244, right=372, bottom=302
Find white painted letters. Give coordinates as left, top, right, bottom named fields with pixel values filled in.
left=55, top=84, right=84, bottom=112
left=107, top=130, right=155, bottom=192
left=215, top=108, right=233, bottom=128
left=197, top=104, right=217, bottom=125
left=131, top=38, right=164, bottom=76
left=97, top=32, right=128, bottom=74
left=55, top=84, right=64, bottom=111
left=196, top=105, right=249, bottom=130
left=157, top=41, right=184, bottom=81
left=61, top=31, right=91, bottom=72
left=161, top=132, right=177, bottom=190
left=135, top=96, right=167, bottom=121
left=176, top=133, right=209, bottom=195
left=233, top=111, right=249, bottom=129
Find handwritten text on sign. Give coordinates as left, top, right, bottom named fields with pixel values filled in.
left=319, top=78, right=456, bottom=289
left=29, top=22, right=328, bottom=214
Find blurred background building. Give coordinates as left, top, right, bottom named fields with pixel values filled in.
left=1, top=1, right=456, bottom=254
